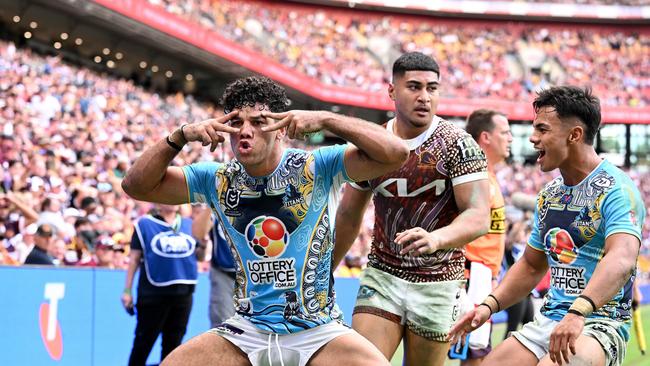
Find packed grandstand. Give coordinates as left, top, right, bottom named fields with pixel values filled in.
left=0, top=0, right=649, bottom=282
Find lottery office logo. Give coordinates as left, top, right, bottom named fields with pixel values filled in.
left=245, top=216, right=296, bottom=289
left=40, top=283, right=65, bottom=360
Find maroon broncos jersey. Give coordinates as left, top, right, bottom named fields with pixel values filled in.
left=352, top=117, right=487, bottom=282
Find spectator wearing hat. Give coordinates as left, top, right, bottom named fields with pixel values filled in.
left=24, top=224, right=55, bottom=265
left=95, top=237, right=116, bottom=268
left=48, top=175, right=68, bottom=203
left=77, top=235, right=115, bottom=268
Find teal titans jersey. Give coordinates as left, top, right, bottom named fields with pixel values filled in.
left=183, top=146, right=351, bottom=334
left=528, top=160, right=645, bottom=340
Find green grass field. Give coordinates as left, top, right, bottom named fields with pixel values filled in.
left=390, top=305, right=650, bottom=366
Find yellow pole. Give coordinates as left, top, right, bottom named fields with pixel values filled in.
left=633, top=304, right=646, bottom=355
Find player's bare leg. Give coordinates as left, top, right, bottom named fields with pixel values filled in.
left=308, top=331, right=390, bottom=366
left=403, top=329, right=449, bottom=366
left=352, top=312, right=404, bottom=359
left=536, top=335, right=605, bottom=366
left=161, top=332, right=250, bottom=366
left=481, top=337, right=537, bottom=366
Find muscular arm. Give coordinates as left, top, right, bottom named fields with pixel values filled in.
left=262, top=110, right=408, bottom=181
left=395, top=179, right=490, bottom=255
left=121, top=134, right=189, bottom=204
left=448, top=244, right=548, bottom=343
left=122, top=112, right=238, bottom=204
left=333, top=186, right=372, bottom=269
left=492, top=245, right=549, bottom=310
left=431, top=179, right=490, bottom=250
left=323, top=115, right=409, bottom=182
left=578, top=232, right=639, bottom=311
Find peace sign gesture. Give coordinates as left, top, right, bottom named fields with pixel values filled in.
left=182, top=111, right=240, bottom=151
left=261, top=110, right=327, bottom=140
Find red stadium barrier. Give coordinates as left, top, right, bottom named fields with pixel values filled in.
left=92, top=0, right=650, bottom=124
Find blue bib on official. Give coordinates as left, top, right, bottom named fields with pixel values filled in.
left=134, top=215, right=198, bottom=286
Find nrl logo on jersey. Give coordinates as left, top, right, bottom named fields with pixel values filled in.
left=374, top=178, right=446, bottom=198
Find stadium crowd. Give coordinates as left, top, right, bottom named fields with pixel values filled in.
left=1, top=38, right=650, bottom=281
left=147, top=0, right=650, bottom=107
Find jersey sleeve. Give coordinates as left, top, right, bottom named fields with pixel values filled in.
left=446, top=131, right=488, bottom=186
left=181, top=162, right=220, bottom=204
left=527, top=195, right=545, bottom=252
left=601, top=184, right=645, bottom=242
left=313, top=144, right=352, bottom=184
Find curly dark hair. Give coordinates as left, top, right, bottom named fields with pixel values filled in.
left=533, top=86, right=601, bottom=145
left=220, top=76, right=289, bottom=114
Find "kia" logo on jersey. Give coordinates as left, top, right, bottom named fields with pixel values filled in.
left=374, top=178, right=445, bottom=197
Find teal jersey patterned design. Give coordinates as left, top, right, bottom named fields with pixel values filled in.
left=528, top=160, right=645, bottom=341
left=183, top=146, right=351, bottom=334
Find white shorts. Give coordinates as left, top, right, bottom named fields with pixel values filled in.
left=354, top=267, right=465, bottom=341
left=208, top=314, right=354, bottom=366
left=512, top=310, right=627, bottom=366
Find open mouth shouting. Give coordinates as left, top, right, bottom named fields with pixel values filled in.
left=238, top=140, right=253, bottom=155
left=536, top=149, right=546, bottom=164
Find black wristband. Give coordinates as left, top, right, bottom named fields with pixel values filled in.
left=479, top=303, right=494, bottom=314
left=166, top=135, right=182, bottom=151
left=488, top=294, right=501, bottom=312
left=578, top=295, right=596, bottom=312
left=567, top=309, right=585, bottom=317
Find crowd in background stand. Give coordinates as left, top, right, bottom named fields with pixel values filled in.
left=148, top=0, right=650, bottom=107
left=0, top=34, right=649, bottom=281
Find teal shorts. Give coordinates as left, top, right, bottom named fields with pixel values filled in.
left=353, top=267, right=465, bottom=342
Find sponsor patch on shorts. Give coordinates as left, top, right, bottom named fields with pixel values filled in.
left=216, top=323, right=244, bottom=335
left=357, top=285, right=376, bottom=299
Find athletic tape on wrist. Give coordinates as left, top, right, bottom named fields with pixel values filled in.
left=569, top=296, right=594, bottom=317
left=579, top=295, right=597, bottom=312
